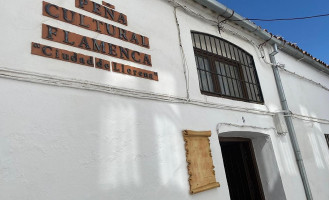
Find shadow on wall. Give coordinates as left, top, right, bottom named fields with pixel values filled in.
left=296, top=105, right=329, bottom=200
left=297, top=105, right=329, bottom=170
left=96, top=95, right=187, bottom=199
left=0, top=75, right=191, bottom=199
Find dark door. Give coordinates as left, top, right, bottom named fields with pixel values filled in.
left=219, top=137, right=265, bottom=200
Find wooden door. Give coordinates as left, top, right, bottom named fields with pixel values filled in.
left=219, top=137, right=265, bottom=200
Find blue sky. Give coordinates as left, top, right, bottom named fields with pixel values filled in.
left=217, top=0, right=329, bottom=64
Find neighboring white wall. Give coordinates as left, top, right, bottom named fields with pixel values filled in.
left=275, top=51, right=329, bottom=200
left=0, top=0, right=328, bottom=199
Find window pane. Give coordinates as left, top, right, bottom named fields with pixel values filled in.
left=196, top=56, right=214, bottom=93
left=203, top=58, right=214, bottom=92
left=242, top=66, right=251, bottom=83
left=207, top=73, right=214, bottom=92
left=236, top=80, right=244, bottom=98
left=196, top=56, right=207, bottom=91
left=201, top=70, right=209, bottom=91
left=228, top=64, right=237, bottom=79
left=232, top=79, right=240, bottom=98
left=220, top=62, right=226, bottom=76
left=223, top=64, right=233, bottom=95
left=197, top=56, right=205, bottom=70
left=227, top=66, right=240, bottom=97
left=215, top=61, right=225, bottom=94
left=253, top=85, right=261, bottom=101
left=222, top=76, right=230, bottom=96
left=197, top=70, right=204, bottom=91
left=233, top=66, right=239, bottom=80
left=246, top=67, right=256, bottom=84
left=248, top=83, right=256, bottom=101
left=220, top=62, right=230, bottom=95
left=204, top=58, right=211, bottom=71
left=246, top=84, right=252, bottom=100
left=225, top=64, right=232, bottom=78
left=218, top=75, right=225, bottom=94
left=227, top=78, right=236, bottom=97
left=196, top=57, right=204, bottom=90
left=225, top=64, right=240, bottom=97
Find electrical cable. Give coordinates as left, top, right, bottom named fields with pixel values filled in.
left=167, top=0, right=329, bottom=128
left=291, top=114, right=329, bottom=124
left=168, top=0, right=329, bottom=93
left=276, top=64, right=329, bottom=92
left=173, top=5, right=191, bottom=101
left=166, top=0, right=329, bottom=125
left=0, top=66, right=277, bottom=116
left=231, top=13, right=329, bottom=22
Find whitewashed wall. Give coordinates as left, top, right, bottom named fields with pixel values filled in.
left=0, top=0, right=328, bottom=199
left=275, top=51, right=329, bottom=200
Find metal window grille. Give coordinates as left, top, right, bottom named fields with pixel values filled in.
left=192, top=31, right=264, bottom=103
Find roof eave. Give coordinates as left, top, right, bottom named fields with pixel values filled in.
left=193, top=0, right=329, bottom=75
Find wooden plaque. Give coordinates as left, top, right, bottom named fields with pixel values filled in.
left=183, top=130, right=220, bottom=194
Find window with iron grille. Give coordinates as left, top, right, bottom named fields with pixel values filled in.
left=192, top=31, right=264, bottom=103
left=325, top=134, right=329, bottom=149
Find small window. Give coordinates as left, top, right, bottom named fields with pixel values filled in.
left=192, top=32, right=264, bottom=103
left=325, top=134, right=329, bottom=149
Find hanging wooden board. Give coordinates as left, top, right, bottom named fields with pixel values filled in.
left=183, top=130, right=220, bottom=194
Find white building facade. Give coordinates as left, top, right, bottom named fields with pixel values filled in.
left=0, top=0, right=328, bottom=199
